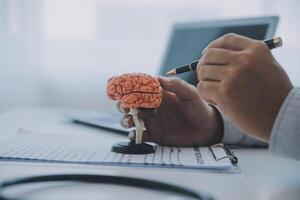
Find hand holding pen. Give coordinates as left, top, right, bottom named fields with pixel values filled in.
left=191, top=33, right=292, bottom=142
left=166, top=36, right=282, bottom=75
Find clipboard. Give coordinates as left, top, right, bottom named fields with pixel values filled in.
left=0, top=130, right=239, bottom=172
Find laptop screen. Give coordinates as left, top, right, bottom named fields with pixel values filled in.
left=159, top=16, right=278, bottom=86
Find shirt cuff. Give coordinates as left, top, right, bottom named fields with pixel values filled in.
left=221, top=111, right=267, bottom=146
left=269, top=88, right=300, bottom=160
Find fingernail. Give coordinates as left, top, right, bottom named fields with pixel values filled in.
left=158, top=76, right=170, bottom=85
left=122, top=117, right=130, bottom=127
left=117, top=105, right=125, bottom=113
left=201, top=46, right=208, bottom=55
left=128, top=131, right=135, bottom=141
left=158, top=76, right=167, bottom=81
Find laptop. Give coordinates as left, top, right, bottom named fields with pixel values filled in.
left=72, top=16, right=279, bottom=134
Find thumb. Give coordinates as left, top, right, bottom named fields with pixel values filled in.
left=158, top=76, right=199, bottom=101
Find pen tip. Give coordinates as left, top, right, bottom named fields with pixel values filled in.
left=166, top=69, right=176, bottom=75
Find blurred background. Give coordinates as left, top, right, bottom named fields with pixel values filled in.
left=0, top=0, right=299, bottom=112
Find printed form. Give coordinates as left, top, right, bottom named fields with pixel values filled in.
left=0, top=130, right=233, bottom=170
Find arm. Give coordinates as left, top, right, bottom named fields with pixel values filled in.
left=269, top=88, right=300, bottom=160
left=196, top=33, right=297, bottom=159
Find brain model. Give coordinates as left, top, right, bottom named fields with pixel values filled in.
left=107, top=73, right=162, bottom=109
left=107, top=73, right=163, bottom=145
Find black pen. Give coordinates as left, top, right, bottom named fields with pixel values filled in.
left=166, top=36, right=282, bottom=75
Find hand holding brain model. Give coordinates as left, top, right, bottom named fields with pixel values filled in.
left=107, top=73, right=162, bottom=149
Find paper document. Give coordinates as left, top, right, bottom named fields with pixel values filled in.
left=0, top=130, right=234, bottom=170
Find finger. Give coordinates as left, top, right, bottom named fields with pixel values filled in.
left=121, top=109, right=158, bottom=128
left=158, top=76, right=199, bottom=101
left=197, top=65, right=228, bottom=82
left=197, top=81, right=220, bottom=105
left=128, top=130, right=154, bottom=143
left=116, top=102, right=130, bottom=113
left=120, top=115, right=134, bottom=128
left=198, top=48, right=237, bottom=65
left=205, top=33, right=254, bottom=51
left=116, top=102, right=124, bottom=113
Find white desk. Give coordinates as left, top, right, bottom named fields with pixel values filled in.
left=0, top=108, right=300, bottom=200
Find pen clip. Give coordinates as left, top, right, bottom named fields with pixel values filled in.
left=209, top=143, right=238, bottom=165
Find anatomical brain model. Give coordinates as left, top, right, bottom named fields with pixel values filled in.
left=107, top=73, right=162, bottom=148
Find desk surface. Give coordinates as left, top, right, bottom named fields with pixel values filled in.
left=0, top=108, right=300, bottom=200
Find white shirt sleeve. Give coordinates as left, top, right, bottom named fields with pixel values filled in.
left=221, top=113, right=267, bottom=147
left=220, top=88, right=300, bottom=160
left=269, top=88, right=300, bottom=160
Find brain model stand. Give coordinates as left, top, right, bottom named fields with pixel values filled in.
left=107, top=73, right=162, bottom=154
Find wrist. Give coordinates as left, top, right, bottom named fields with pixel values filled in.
left=265, top=85, right=294, bottom=141
left=207, top=105, right=224, bottom=144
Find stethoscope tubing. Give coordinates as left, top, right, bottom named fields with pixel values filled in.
left=0, top=174, right=214, bottom=200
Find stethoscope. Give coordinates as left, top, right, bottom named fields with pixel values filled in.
left=0, top=174, right=214, bottom=200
